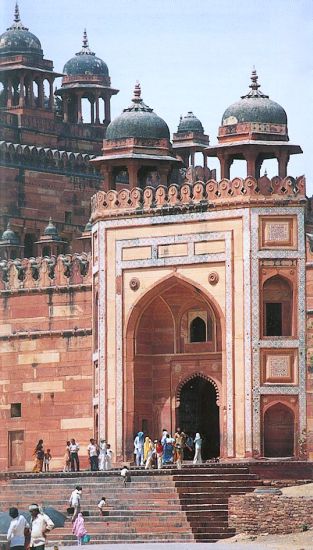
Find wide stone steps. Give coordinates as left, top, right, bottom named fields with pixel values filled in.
left=0, top=464, right=264, bottom=544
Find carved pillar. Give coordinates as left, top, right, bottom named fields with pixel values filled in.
left=7, top=78, right=13, bottom=108
left=128, top=161, right=139, bottom=189
left=77, top=93, right=83, bottom=124
left=28, top=76, right=34, bottom=107
left=95, top=93, right=100, bottom=124
left=104, top=94, right=111, bottom=123
left=245, top=151, right=258, bottom=177
left=38, top=77, right=44, bottom=108
left=218, top=153, right=233, bottom=179
left=63, top=94, right=69, bottom=122
left=159, top=165, right=170, bottom=187
left=19, top=74, right=25, bottom=107
left=48, top=78, right=54, bottom=110
left=101, top=166, right=113, bottom=191
left=203, top=152, right=207, bottom=169
left=90, top=98, right=95, bottom=124
left=190, top=151, right=195, bottom=167
left=277, top=151, right=289, bottom=178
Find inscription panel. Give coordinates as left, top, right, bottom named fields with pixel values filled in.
left=260, top=216, right=296, bottom=249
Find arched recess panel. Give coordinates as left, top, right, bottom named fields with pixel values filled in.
left=262, top=275, right=293, bottom=337
left=263, top=403, right=294, bottom=457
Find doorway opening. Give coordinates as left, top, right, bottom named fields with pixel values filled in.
left=263, top=403, right=294, bottom=457
left=178, top=375, right=220, bottom=459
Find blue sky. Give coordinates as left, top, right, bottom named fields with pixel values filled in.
left=2, top=0, right=313, bottom=191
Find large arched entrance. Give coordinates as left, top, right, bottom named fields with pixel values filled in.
left=263, top=403, right=294, bottom=457
left=124, top=275, right=224, bottom=460
left=177, top=375, right=220, bottom=459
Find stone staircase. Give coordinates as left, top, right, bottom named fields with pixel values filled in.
left=0, top=464, right=263, bottom=544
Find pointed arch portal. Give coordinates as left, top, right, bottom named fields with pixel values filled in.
left=124, top=274, right=224, bottom=460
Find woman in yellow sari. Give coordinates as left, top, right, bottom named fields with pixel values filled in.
left=143, top=436, right=151, bottom=463
left=32, top=439, right=44, bottom=472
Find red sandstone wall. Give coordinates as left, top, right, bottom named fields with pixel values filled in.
left=306, top=236, right=313, bottom=459
left=229, top=494, right=313, bottom=534
left=0, top=284, right=93, bottom=471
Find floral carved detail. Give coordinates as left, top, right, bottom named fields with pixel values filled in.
left=129, top=277, right=140, bottom=291
left=208, top=271, right=219, bottom=285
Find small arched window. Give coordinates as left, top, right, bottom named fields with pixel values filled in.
left=190, top=316, right=207, bottom=342
left=263, top=276, right=293, bottom=337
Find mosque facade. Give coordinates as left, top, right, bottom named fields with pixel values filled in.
left=1, top=5, right=313, bottom=470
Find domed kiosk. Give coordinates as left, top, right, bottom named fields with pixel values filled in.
left=0, top=3, right=62, bottom=113
left=92, top=82, right=179, bottom=189
left=172, top=111, right=210, bottom=174
left=206, top=69, right=302, bottom=179
left=55, top=30, right=118, bottom=125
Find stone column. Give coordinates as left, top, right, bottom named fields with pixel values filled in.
left=95, top=93, right=100, bottom=124
left=28, top=77, right=34, bottom=108
left=19, top=74, right=25, bottom=107
left=38, top=77, right=44, bottom=108
left=190, top=151, right=195, bottom=167
left=7, top=78, right=13, bottom=108
left=90, top=98, right=95, bottom=124
left=218, top=153, right=232, bottom=179
left=277, top=151, right=289, bottom=178
left=104, top=94, right=111, bottom=123
left=63, top=94, right=69, bottom=122
left=128, top=162, right=139, bottom=188
left=245, top=151, right=258, bottom=178
left=77, top=93, right=83, bottom=124
left=203, top=152, right=207, bottom=169
left=48, top=78, right=54, bottom=110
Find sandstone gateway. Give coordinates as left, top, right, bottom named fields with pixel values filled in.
left=1, top=5, right=313, bottom=471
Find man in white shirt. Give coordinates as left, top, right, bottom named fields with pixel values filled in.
left=98, top=438, right=107, bottom=471
left=69, top=438, right=80, bottom=471
left=7, top=507, right=30, bottom=550
left=69, top=485, right=82, bottom=522
left=28, top=504, right=54, bottom=550
left=87, top=438, right=99, bottom=471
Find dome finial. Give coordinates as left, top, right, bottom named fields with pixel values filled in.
left=133, top=81, right=142, bottom=102
left=7, top=1, right=28, bottom=30
left=14, top=2, right=20, bottom=23
left=241, top=68, right=269, bottom=99
left=76, top=29, right=95, bottom=56
left=82, top=28, right=89, bottom=49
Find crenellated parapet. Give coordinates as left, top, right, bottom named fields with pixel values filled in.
left=91, top=175, right=306, bottom=221
left=0, top=253, right=91, bottom=291
left=0, top=141, right=100, bottom=177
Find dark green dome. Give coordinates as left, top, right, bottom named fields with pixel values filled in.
left=63, top=30, right=108, bottom=77
left=1, top=222, right=20, bottom=245
left=222, top=70, right=287, bottom=126
left=178, top=112, right=204, bottom=134
left=106, top=83, right=170, bottom=140
left=44, top=218, right=60, bottom=238
left=0, top=5, right=42, bottom=57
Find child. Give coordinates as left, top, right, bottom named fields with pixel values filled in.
left=106, top=444, right=113, bottom=470
left=120, top=466, right=130, bottom=487
left=156, top=439, right=163, bottom=470
left=97, top=497, right=108, bottom=516
left=44, top=449, right=52, bottom=472
left=72, top=512, right=87, bottom=546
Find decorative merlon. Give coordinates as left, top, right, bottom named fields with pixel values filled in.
left=0, top=253, right=91, bottom=291
left=91, top=175, right=306, bottom=221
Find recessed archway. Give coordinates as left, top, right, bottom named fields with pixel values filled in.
left=263, top=403, right=295, bottom=457
left=124, top=274, right=225, bottom=461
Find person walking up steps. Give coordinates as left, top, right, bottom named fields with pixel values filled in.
left=193, top=432, right=203, bottom=465
left=69, top=486, right=82, bottom=522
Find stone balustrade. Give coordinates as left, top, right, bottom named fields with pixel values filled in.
left=91, top=175, right=306, bottom=221
left=0, top=253, right=91, bottom=291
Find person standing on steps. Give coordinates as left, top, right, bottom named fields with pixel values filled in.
left=63, top=441, right=71, bottom=472
left=87, top=438, right=99, bottom=471
left=32, top=440, right=44, bottom=473
left=69, top=486, right=82, bottom=522
left=134, top=431, right=144, bottom=467
left=106, top=444, right=113, bottom=470
left=69, top=438, right=80, bottom=472
left=156, top=439, right=163, bottom=470
left=193, top=432, right=203, bottom=465
left=174, top=427, right=186, bottom=470
left=98, top=438, right=107, bottom=471
left=28, top=504, right=54, bottom=550
left=7, top=507, right=30, bottom=550
left=43, top=449, right=52, bottom=472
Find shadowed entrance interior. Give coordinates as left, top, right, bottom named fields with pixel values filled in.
left=178, top=376, right=220, bottom=459
left=264, top=403, right=294, bottom=457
